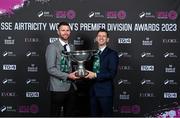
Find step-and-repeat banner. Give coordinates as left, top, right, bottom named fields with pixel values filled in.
left=0, top=0, right=180, bottom=117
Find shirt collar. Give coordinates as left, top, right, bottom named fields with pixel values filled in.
left=59, top=38, right=68, bottom=46
left=99, top=46, right=106, bottom=52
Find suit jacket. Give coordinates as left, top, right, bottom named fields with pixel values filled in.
left=45, top=39, right=77, bottom=92
left=90, top=47, right=119, bottom=97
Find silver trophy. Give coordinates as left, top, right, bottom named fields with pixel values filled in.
left=63, top=50, right=97, bottom=77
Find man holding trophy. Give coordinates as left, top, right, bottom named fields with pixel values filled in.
left=85, top=29, right=119, bottom=116
left=45, top=22, right=79, bottom=116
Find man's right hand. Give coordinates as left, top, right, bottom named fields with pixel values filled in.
left=68, top=71, right=80, bottom=80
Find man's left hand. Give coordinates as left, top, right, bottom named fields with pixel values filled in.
left=85, top=70, right=96, bottom=79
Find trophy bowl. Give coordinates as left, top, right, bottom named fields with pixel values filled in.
left=63, top=50, right=98, bottom=78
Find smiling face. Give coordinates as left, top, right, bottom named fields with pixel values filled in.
left=57, top=25, right=71, bottom=42
left=96, top=31, right=109, bottom=47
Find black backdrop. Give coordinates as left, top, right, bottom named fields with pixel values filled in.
left=0, top=0, right=180, bottom=117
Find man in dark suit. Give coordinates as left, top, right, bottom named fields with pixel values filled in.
left=85, top=29, right=119, bottom=116
left=45, top=22, right=79, bottom=116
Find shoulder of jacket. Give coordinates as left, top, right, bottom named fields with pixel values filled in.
left=107, top=47, right=118, bottom=54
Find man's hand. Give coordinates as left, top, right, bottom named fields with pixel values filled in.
left=85, top=70, right=96, bottom=79
left=68, top=71, right=80, bottom=80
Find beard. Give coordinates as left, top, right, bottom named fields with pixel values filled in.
left=60, top=35, right=69, bottom=41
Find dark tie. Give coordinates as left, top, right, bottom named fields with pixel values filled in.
left=63, top=44, right=67, bottom=51
left=98, top=50, right=102, bottom=55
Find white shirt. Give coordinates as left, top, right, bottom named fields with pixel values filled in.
left=99, top=46, right=106, bottom=53
left=59, top=38, right=70, bottom=52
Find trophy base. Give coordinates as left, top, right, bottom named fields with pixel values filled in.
left=75, top=71, right=89, bottom=78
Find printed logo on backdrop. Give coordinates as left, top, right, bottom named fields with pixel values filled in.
left=18, top=104, right=39, bottom=113
left=37, top=10, right=53, bottom=18
left=0, top=105, right=16, bottom=113
left=141, top=65, right=154, bottom=71
left=163, top=52, right=177, bottom=58
left=156, top=10, right=177, bottom=20
left=88, top=11, right=104, bottom=18
left=49, top=37, right=58, bottom=43
left=27, top=64, right=38, bottom=72
left=4, top=36, right=15, bottom=45
left=118, top=52, right=132, bottom=58
left=26, top=92, right=39, bottom=98
left=139, top=12, right=155, bottom=19
left=141, top=52, right=154, bottom=58
left=55, top=10, right=76, bottom=20
left=2, top=51, right=16, bottom=57
left=118, top=105, right=141, bottom=114
left=118, top=79, right=131, bottom=85
left=139, top=92, right=155, bottom=98
left=165, top=65, right=176, bottom=73
left=26, top=51, right=39, bottom=57
left=3, top=64, right=16, bottom=70
left=139, top=10, right=177, bottom=20
left=26, top=78, right=39, bottom=85
left=74, top=37, right=84, bottom=46
left=119, top=65, right=133, bottom=71
left=140, top=79, right=154, bottom=85
left=2, top=78, right=16, bottom=85
left=162, top=38, right=178, bottom=44
left=106, top=10, right=126, bottom=20
left=1, top=92, right=16, bottom=97
left=142, top=37, right=153, bottom=46
left=164, top=92, right=177, bottom=98
left=164, top=79, right=178, bottom=85
left=119, top=91, right=130, bottom=100
left=25, top=37, right=39, bottom=43
left=118, top=38, right=131, bottom=44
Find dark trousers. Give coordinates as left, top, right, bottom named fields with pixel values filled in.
left=90, top=96, right=112, bottom=117
left=50, top=85, right=77, bottom=116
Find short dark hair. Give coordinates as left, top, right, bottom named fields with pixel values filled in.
left=97, top=28, right=109, bottom=37
left=57, top=22, right=70, bottom=29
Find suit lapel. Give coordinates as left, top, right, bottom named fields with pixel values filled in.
left=100, top=47, right=109, bottom=58
left=55, top=40, right=63, bottom=51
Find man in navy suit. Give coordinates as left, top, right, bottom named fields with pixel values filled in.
left=85, top=29, right=119, bottom=116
